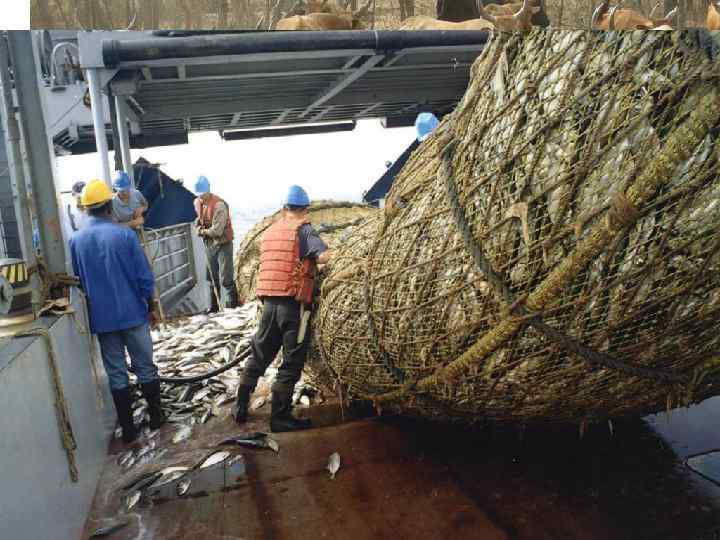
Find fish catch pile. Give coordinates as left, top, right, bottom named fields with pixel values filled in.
left=234, top=200, right=376, bottom=303
left=313, top=30, right=720, bottom=424
left=119, top=303, right=323, bottom=440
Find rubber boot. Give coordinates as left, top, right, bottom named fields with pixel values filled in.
left=234, top=385, right=251, bottom=424
left=111, top=387, right=139, bottom=444
left=207, top=291, right=219, bottom=314
left=140, top=380, right=166, bottom=431
left=270, top=391, right=312, bottom=433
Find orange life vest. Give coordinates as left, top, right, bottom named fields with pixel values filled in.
left=196, top=194, right=233, bottom=243
left=255, top=216, right=316, bottom=305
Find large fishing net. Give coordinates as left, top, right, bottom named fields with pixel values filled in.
left=234, top=201, right=376, bottom=302
left=311, top=30, right=720, bottom=424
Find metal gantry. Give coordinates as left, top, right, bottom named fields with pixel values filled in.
left=52, top=30, right=489, bottom=179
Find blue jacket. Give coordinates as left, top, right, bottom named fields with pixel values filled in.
left=70, top=217, right=155, bottom=334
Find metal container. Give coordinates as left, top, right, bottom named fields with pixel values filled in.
left=0, top=258, right=33, bottom=318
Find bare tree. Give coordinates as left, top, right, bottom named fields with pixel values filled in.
left=32, top=0, right=54, bottom=27
left=54, top=0, right=73, bottom=26
left=217, top=0, right=229, bottom=26
left=398, top=0, right=414, bottom=19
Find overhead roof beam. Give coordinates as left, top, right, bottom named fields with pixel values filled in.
left=309, top=106, right=334, bottom=123
left=100, top=31, right=490, bottom=67
left=299, top=54, right=384, bottom=119
left=353, top=102, right=383, bottom=117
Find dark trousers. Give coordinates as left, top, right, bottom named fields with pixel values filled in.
left=240, top=297, right=309, bottom=396
left=207, top=240, right=239, bottom=308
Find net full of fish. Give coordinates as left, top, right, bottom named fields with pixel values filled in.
left=312, top=30, right=720, bottom=425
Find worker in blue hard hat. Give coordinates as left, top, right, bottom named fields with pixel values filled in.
left=234, top=184, right=332, bottom=433
left=415, top=112, right=440, bottom=142
left=70, top=179, right=164, bottom=445
left=112, top=171, right=147, bottom=230
left=193, top=175, right=239, bottom=313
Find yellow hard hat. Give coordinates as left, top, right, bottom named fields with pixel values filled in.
left=81, top=179, right=113, bottom=208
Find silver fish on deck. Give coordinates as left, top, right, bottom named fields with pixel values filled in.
left=124, top=490, right=142, bottom=511
left=134, top=448, right=167, bottom=469
left=177, top=478, right=192, bottom=496
left=148, top=467, right=190, bottom=490
left=90, top=519, right=129, bottom=538
left=172, top=425, right=192, bottom=444
left=198, top=450, right=231, bottom=469
left=149, top=302, right=319, bottom=442
left=219, top=433, right=279, bottom=453
left=327, top=452, right=341, bottom=480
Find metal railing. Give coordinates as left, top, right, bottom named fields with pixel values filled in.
left=140, top=222, right=197, bottom=313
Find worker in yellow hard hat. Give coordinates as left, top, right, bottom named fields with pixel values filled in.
left=70, top=179, right=164, bottom=445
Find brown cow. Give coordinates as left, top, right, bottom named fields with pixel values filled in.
left=398, top=15, right=494, bottom=30
left=400, top=0, right=537, bottom=30
left=477, top=0, right=537, bottom=30
left=484, top=0, right=550, bottom=27
left=647, top=2, right=677, bottom=26
left=275, top=0, right=372, bottom=29
left=708, top=0, right=720, bottom=29
left=591, top=0, right=656, bottom=29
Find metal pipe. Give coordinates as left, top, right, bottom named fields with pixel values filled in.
left=222, top=121, right=356, bottom=141
left=0, top=35, right=40, bottom=309
left=155, top=262, right=191, bottom=282
left=7, top=31, right=67, bottom=278
left=86, top=67, right=112, bottom=185
left=106, top=85, right=124, bottom=174
left=158, top=276, right=195, bottom=299
left=115, top=97, right=134, bottom=187
left=102, top=31, right=490, bottom=67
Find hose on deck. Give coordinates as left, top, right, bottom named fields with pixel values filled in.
left=158, top=346, right=251, bottom=385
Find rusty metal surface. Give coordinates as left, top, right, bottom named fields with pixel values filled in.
left=84, top=401, right=720, bottom=540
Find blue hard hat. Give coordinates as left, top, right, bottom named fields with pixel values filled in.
left=195, top=175, right=210, bottom=194
left=112, top=171, right=131, bottom=192
left=285, top=185, right=310, bottom=207
left=415, top=112, right=440, bottom=142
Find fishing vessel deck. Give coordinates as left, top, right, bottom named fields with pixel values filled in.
left=83, top=395, right=720, bottom=540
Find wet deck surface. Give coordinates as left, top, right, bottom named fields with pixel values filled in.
left=84, top=400, right=720, bottom=540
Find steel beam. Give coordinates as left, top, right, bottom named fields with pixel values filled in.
left=86, top=67, right=112, bottom=185
left=309, top=106, right=334, bottom=123
left=107, top=86, right=124, bottom=173
left=299, top=54, right=385, bottom=118
left=0, top=36, right=36, bottom=271
left=270, top=110, right=292, bottom=126
left=115, top=97, right=134, bottom=187
left=7, top=31, right=67, bottom=277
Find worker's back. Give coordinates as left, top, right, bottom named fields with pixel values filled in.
left=70, top=217, right=154, bottom=334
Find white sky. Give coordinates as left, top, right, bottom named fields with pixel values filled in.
left=56, top=119, right=415, bottom=236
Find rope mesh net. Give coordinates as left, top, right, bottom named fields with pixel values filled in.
left=310, top=30, right=720, bottom=424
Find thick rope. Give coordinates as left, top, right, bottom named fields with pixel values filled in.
left=438, top=138, right=686, bottom=384
left=14, top=327, right=79, bottom=482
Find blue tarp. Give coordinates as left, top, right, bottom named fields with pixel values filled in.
left=363, top=139, right=419, bottom=207
left=133, top=157, right=197, bottom=229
